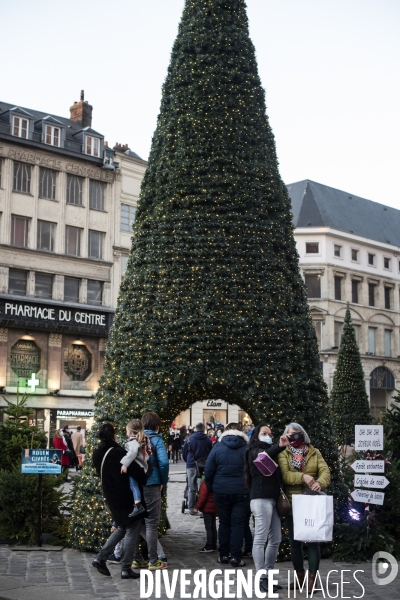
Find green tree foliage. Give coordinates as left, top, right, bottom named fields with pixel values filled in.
left=330, top=305, right=372, bottom=448
left=70, top=0, right=338, bottom=551
left=0, top=393, right=47, bottom=471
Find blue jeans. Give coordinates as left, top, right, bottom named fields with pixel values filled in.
left=213, top=493, right=250, bottom=561
left=129, top=476, right=141, bottom=502
left=250, top=498, right=282, bottom=574
left=187, top=467, right=198, bottom=511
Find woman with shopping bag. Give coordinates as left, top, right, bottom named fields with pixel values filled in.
left=278, top=423, right=331, bottom=593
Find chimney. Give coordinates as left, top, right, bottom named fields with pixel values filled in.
left=69, top=90, right=93, bottom=128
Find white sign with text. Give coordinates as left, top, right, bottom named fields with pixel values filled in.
left=351, top=489, right=385, bottom=505
left=354, top=425, right=383, bottom=451
left=350, top=460, right=385, bottom=473
left=353, top=474, right=389, bottom=489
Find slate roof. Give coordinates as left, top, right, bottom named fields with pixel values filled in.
left=287, top=179, right=400, bottom=247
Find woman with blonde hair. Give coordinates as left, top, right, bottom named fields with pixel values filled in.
left=120, top=419, right=152, bottom=518
left=278, top=423, right=330, bottom=593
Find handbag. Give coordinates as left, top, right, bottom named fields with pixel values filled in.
left=100, top=447, right=113, bottom=513
left=276, top=486, right=291, bottom=519
left=253, top=451, right=278, bottom=476
left=80, top=445, right=86, bottom=455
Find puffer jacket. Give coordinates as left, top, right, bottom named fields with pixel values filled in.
left=143, top=430, right=169, bottom=486
left=196, top=480, right=217, bottom=514
left=278, top=444, right=331, bottom=504
left=205, top=429, right=250, bottom=495
left=182, top=432, right=212, bottom=469
left=247, top=440, right=286, bottom=501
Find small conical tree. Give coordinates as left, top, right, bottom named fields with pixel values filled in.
left=70, top=0, right=339, bottom=551
left=330, top=304, right=372, bottom=448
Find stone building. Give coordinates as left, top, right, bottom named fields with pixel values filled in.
left=291, top=179, right=400, bottom=417
left=0, top=93, right=146, bottom=440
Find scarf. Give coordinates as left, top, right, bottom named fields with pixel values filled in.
left=288, top=443, right=309, bottom=471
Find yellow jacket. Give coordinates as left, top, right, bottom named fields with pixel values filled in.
left=278, top=444, right=331, bottom=504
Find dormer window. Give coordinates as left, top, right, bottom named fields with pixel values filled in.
left=86, top=136, right=100, bottom=157
left=45, top=125, right=60, bottom=147
left=13, top=116, right=28, bottom=138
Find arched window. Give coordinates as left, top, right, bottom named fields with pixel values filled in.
left=370, top=367, right=395, bottom=390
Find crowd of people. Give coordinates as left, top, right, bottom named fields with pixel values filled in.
left=53, top=425, right=85, bottom=481
left=83, top=411, right=330, bottom=592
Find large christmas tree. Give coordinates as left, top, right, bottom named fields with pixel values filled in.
left=330, top=305, right=372, bottom=448
left=70, top=0, right=338, bottom=551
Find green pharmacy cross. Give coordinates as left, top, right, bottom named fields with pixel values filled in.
left=27, top=373, right=39, bottom=392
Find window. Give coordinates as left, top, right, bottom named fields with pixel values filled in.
left=368, top=327, right=376, bottom=354
left=305, top=274, right=321, bottom=298
left=121, top=204, right=137, bottom=232
left=64, top=277, right=80, bottom=303
left=13, top=162, right=31, bottom=193
left=45, top=125, right=60, bottom=147
left=35, top=273, right=53, bottom=299
left=384, top=257, right=391, bottom=270
left=384, top=330, right=392, bottom=357
left=66, top=174, right=83, bottom=206
left=65, top=226, right=81, bottom=256
left=334, top=276, right=342, bottom=301
left=13, top=116, right=28, bottom=138
left=37, top=220, right=55, bottom=252
left=334, top=245, right=341, bottom=257
left=86, top=136, right=100, bottom=157
left=384, top=287, right=391, bottom=310
left=87, top=281, right=103, bottom=306
left=88, top=230, right=104, bottom=259
left=352, top=279, right=359, bottom=304
left=368, top=253, right=375, bottom=266
left=121, top=256, right=129, bottom=278
left=368, top=283, right=376, bottom=307
left=8, top=269, right=27, bottom=296
left=313, top=321, right=322, bottom=350
left=0, top=159, right=2, bottom=187
left=351, top=249, right=359, bottom=262
left=11, top=215, right=29, bottom=247
left=89, top=180, right=105, bottom=211
left=306, top=242, right=319, bottom=254
left=353, top=324, right=360, bottom=348
left=39, top=168, right=57, bottom=200
left=334, top=321, right=343, bottom=347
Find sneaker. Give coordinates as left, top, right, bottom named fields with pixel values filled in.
left=260, top=578, right=280, bottom=593
left=199, top=547, right=215, bottom=553
left=159, top=555, right=168, bottom=564
left=231, top=558, right=246, bottom=567
left=148, top=559, right=167, bottom=570
left=217, top=556, right=230, bottom=564
left=107, top=553, right=121, bottom=563
left=132, top=559, right=149, bottom=568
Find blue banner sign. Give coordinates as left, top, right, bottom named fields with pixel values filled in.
left=21, top=449, right=62, bottom=474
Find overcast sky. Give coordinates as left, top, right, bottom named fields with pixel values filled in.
left=1, top=0, right=399, bottom=207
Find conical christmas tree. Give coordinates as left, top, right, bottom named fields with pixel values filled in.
left=330, top=304, right=372, bottom=448
left=70, top=0, right=338, bottom=551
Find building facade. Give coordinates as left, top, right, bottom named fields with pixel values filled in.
left=0, top=93, right=146, bottom=440
left=291, top=180, right=400, bottom=417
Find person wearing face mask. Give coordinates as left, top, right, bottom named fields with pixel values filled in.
left=243, top=424, right=290, bottom=593
left=278, top=423, right=330, bottom=594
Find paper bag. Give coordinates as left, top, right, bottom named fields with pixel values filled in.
left=292, top=494, right=334, bottom=542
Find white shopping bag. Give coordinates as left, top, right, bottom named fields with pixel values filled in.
left=292, top=494, right=334, bottom=542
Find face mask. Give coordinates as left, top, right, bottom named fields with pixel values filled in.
left=217, top=431, right=221, bottom=438
left=260, top=435, right=273, bottom=444
left=289, top=432, right=304, bottom=447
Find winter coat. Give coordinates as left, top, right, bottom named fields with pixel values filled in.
left=53, top=436, right=69, bottom=466
left=246, top=440, right=286, bottom=501
left=196, top=480, right=217, bottom=514
left=63, top=432, right=77, bottom=463
left=121, top=438, right=149, bottom=473
left=71, top=431, right=84, bottom=456
left=278, top=444, right=331, bottom=504
left=143, top=430, right=169, bottom=486
left=182, top=432, right=212, bottom=469
left=205, top=429, right=250, bottom=495
left=92, top=440, right=148, bottom=526
left=172, top=434, right=182, bottom=450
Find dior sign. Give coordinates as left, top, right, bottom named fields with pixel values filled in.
left=0, top=298, right=112, bottom=336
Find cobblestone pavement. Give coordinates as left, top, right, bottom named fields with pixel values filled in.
left=0, top=462, right=399, bottom=599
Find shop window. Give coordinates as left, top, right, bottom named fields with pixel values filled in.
left=88, top=230, right=104, bottom=259
left=352, top=280, right=359, bottom=304
left=9, top=269, right=27, bottom=296
left=87, top=280, right=102, bottom=306
left=64, top=277, right=80, bottom=303
left=304, top=274, right=321, bottom=298
left=35, top=273, right=53, bottom=299
left=89, top=180, right=105, bottom=211
left=66, top=174, right=83, bottom=206
left=13, top=162, right=31, bottom=193
left=37, top=220, right=56, bottom=252
left=39, top=168, right=57, bottom=200
left=10, top=339, right=41, bottom=379
left=11, top=215, right=29, bottom=247
left=121, top=204, right=137, bottom=232
left=64, top=343, right=92, bottom=381
left=65, top=225, right=81, bottom=256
